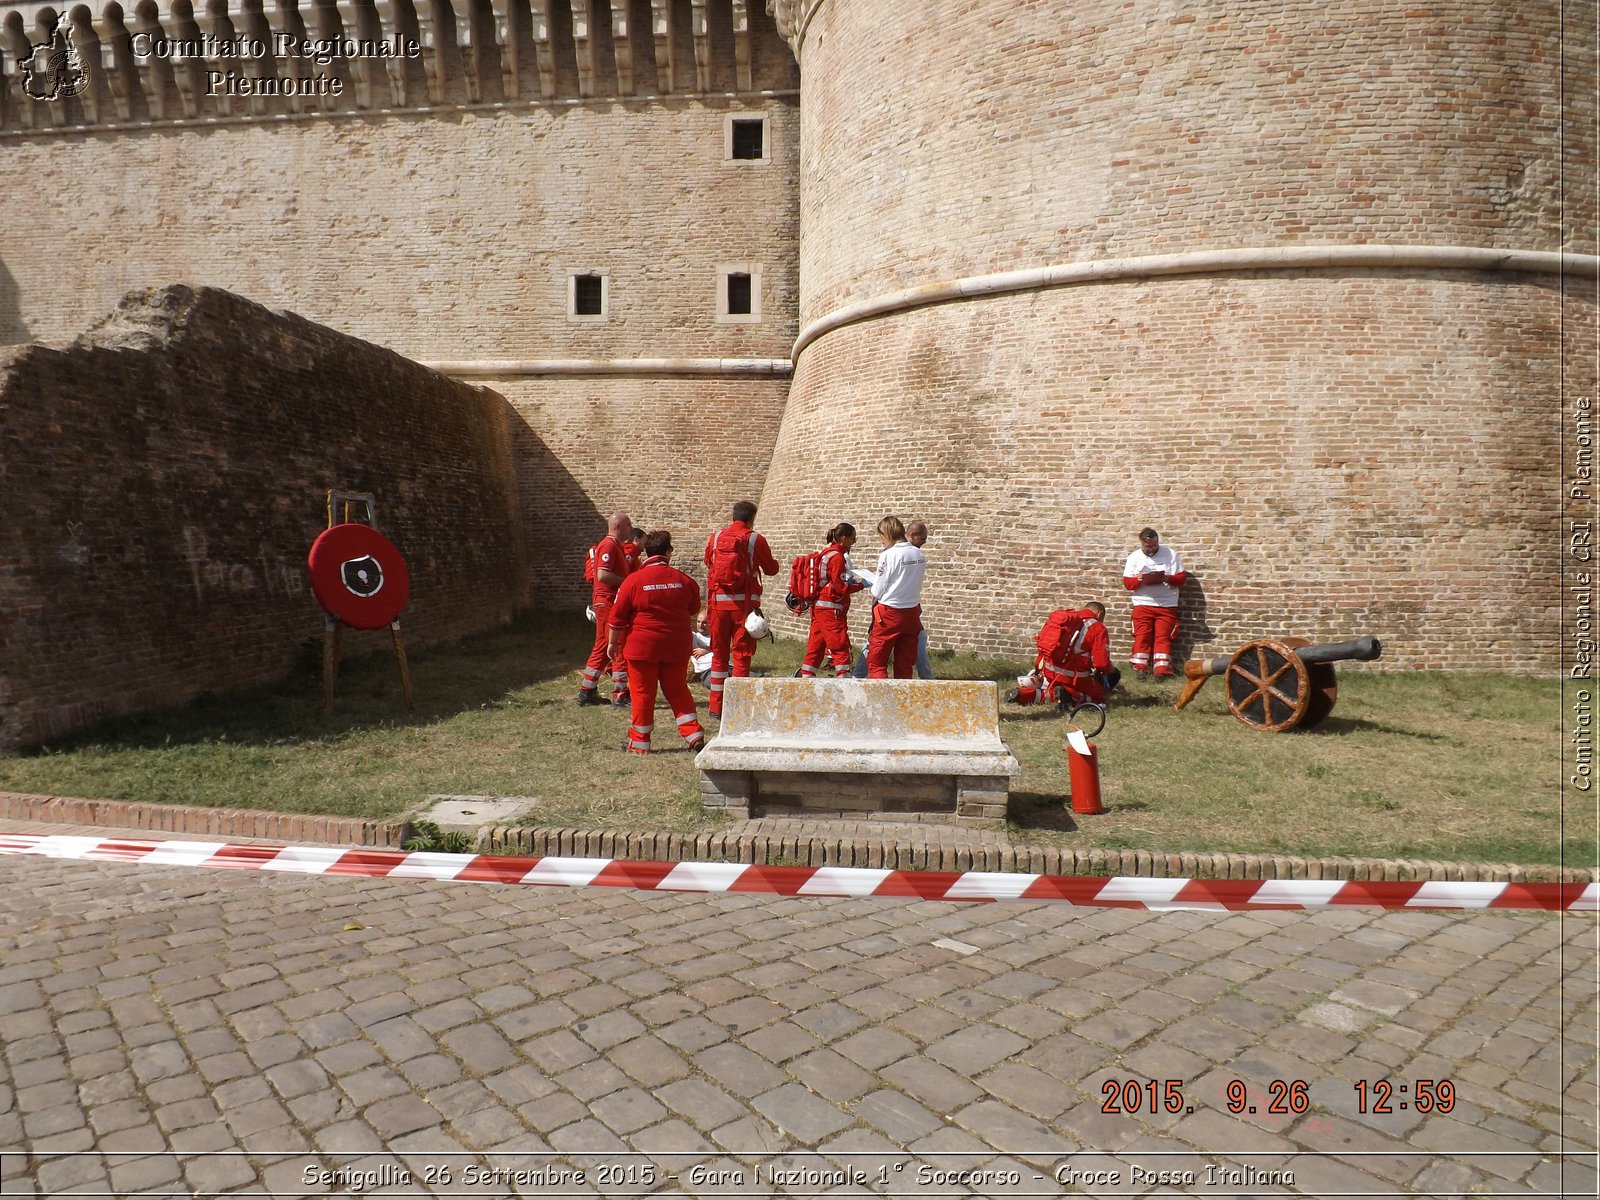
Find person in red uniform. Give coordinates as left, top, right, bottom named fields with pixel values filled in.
left=577, top=511, right=632, bottom=707
left=624, top=524, right=646, bottom=573
left=1122, top=526, right=1188, bottom=679
left=1008, top=602, right=1121, bottom=706
left=1059, top=602, right=1120, bottom=703
left=702, top=500, right=780, bottom=717
left=607, top=530, right=706, bottom=755
left=798, top=523, right=866, bottom=678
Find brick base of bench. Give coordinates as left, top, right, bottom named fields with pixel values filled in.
left=700, top=769, right=1010, bottom=825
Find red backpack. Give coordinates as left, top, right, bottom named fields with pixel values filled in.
left=707, top=527, right=758, bottom=597
left=786, top=550, right=824, bottom=613
left=1036, top=609, right=1088, bottom=667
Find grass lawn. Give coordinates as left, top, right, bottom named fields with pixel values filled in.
left=0, top=613, right=1584, bottom=867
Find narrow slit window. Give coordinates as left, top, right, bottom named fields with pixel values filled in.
left=726, top=272, right=752, bottom=316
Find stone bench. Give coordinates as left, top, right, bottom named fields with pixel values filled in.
left=695, top=678, right=1020, bottom=825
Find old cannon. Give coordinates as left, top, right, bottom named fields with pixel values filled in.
left=1173, top=636, right=1382, bottom=732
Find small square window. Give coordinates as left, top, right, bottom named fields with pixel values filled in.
left=731, top=119, right=764, bottom=160
left=573, top=274, right=604, bottom=316
left=724, top=114, right=770, bottom=164
left=716, top=264, right=761, bottom=323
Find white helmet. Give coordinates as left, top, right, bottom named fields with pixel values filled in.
left=744, top=610, right=773, bottom=641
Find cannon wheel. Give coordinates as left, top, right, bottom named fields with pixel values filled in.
left=1224, top=638, right=1313, bottom=732
left=1275, top=636, right=1340, bottom=730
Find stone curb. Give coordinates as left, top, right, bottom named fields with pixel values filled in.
left=1, top=791, right=1590, bottom=884
left=0, top=792, right=408, bottom=848
left=482, top=825, right=1595, bottom=884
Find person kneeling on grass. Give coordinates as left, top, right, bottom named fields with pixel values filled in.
left=689, top=610, right=713, bottom=686
left=1008, top=601, right=1121, bottom=707
left=607, top=530, right=707, bottom=755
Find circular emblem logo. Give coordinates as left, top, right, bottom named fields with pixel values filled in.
left=21, top=22, right=90, bottom=101
left=341, top=555, right=384, bottom=598
left=307, top=524, right=410, bottom=629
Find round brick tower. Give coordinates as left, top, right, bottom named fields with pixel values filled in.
left=759, top=0, right=1596, bottom=670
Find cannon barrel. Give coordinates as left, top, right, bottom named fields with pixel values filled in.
left=1192, top=635, right=1381, bottom=680
left=1295, top=636, right=1382, bottom=666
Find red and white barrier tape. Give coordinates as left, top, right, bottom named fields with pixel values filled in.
left=0, top=834, right=1593, bottom=911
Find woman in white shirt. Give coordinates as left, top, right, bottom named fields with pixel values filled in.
left=866, top=515, right=928, bottom=678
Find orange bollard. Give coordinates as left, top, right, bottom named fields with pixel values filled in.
left=1065, top=726, right=1104, bottom=815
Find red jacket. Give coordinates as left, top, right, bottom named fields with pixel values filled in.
left=1064, top=614, right=1112, bottom=674
left=816, top=543, right=865, bottom=611
left=610, top=556, right=701, bottom=661
left=589, top=534, right=630, bottom=604
left=703, top=521, right=780, bottom=610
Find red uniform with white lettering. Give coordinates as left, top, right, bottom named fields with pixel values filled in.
left=581, top=534, right=631, bottom=698
left=609, top=555, right=705, bottom=753
left=799, top=543, right=865, bottom=677
left=703, top=521, right=780, bottom=716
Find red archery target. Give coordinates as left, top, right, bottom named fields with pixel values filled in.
left=307, top=524, right=411, bottom=630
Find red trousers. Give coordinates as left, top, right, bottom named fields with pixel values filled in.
left=707, top=604, right=757, bottom=715
left=582, top=601, right=628, bottom=694
left=1130, top=606, right=1180, bottom=676
left=624, top=658, right=705, bottom=753
left=800, top=605, right=852, bottom=676
left=1031, top=661, right=1107, bottom=705
left=867, top=604, right=922, bottom=679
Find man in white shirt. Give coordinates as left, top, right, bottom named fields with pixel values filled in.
left=867, top=516, right=928, bottom=678
left=1122, top=526, right=1188, bottom=680
left=689, top=610, right=713, bottom=684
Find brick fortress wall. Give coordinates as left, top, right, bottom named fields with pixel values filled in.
left=0, top=101, right=798, bottom=365
left=0, top=285, right=528, bottom=749
left=757, top=0, right=1595, bottom=670
left=0, top=0, right=800, bottom=615
left=767, top=274, right=1576, bottom=669
left=2, top=0, right=1592, bottom=675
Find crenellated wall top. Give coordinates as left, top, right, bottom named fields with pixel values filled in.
left=2, top=0, right=798, bottom=132
left=0, top=2, right=514, bottom=70
left=1, top=2, right=509, bottom=24
left=1, top=2, right=407, bottom=32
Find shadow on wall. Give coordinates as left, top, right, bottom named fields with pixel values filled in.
left=1174, top=575, right=1214, bottom=664
left=511, top=419, right=604, bottom=612
left=0, top=259, right=30, bottom=345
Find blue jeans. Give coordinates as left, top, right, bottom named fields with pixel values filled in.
left=852, top=629, right=933, bottom=679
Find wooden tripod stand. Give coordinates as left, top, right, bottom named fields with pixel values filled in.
left=321, top=613, right=415, bottom=715
left=317, top=490, right=416, bottom=715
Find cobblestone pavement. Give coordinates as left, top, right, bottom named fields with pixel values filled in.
left=0, top=849, right=1595, bottom=1198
